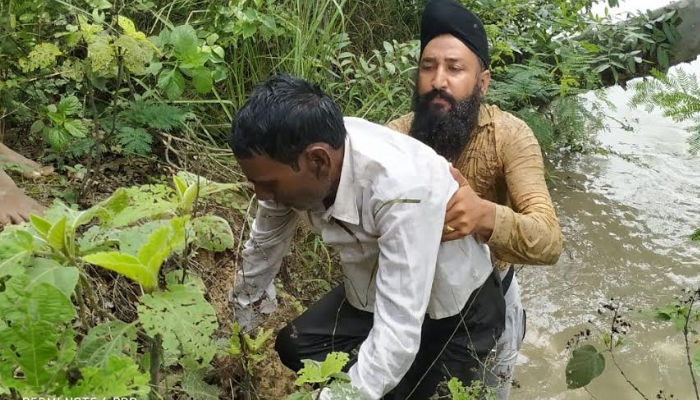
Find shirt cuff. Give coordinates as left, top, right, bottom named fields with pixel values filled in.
left=487, top=204, right=515, bottom=251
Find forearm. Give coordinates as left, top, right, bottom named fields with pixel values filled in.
left=233, top=201, right=299, bottom=305
left=487, top=203, right=562, bottom=265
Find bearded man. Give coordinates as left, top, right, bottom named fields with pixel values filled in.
left=387, top=1, right=563, bottom=398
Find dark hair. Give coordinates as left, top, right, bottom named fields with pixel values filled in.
left=230, top=74, right=347, bottom=168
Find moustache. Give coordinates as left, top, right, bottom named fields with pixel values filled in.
left=420, top=89, right=457, bottom=108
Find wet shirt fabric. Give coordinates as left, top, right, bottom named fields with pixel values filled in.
left=233, top=117, right=493, bottom=399
left=387, top=104, right=563, bottom=271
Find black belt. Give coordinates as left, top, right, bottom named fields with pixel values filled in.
left=502, top=266, right=515, bottom=294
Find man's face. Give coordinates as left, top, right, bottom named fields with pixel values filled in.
left=417, top=34, right=489, bottom=110
left=237, top=151, right=331, bottom=211
left=410, top=34, right=491, bottom=162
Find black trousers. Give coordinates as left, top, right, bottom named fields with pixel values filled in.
left=275, top=270, right=506, bottom=399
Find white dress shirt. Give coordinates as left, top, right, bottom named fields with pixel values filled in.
left=233, top=117, right=493, bottom=399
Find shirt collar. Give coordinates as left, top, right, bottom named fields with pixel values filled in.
left=321, top=132, right=360, bottom=225
left=477, top=104, right=493, bottom=128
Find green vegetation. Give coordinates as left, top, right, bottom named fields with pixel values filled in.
left=565, top=292, right=700, bottom=400
left=0, top=0, right=695, bottom=398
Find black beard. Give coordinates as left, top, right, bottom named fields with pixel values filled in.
left=409, top=84, right=482, bottom=163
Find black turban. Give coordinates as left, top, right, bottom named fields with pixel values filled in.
left=420, top=0, right=490, bottom=68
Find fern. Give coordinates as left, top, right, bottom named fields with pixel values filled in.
left=630, top=68, right=700, bottom=155
left=116, top=127, right=153, bottom=156
left=120, top=101, right=192, bottom=131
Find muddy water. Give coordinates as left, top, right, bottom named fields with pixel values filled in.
left=514, top=58, right=700, bottom=399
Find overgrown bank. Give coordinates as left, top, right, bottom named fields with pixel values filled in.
left=0, top=0, right=696, bottom=399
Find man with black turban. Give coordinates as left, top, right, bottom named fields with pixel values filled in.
left=388, top=0, right=563, bottom=398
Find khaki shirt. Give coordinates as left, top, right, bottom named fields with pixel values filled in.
left=387, top=104, right=563, bottom=271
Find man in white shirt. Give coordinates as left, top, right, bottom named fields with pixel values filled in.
left=229, top=74, right=505, bottom=399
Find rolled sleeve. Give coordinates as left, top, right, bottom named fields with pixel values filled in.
left=234, top=200, right=300, bottom=306
left=487, top=124, right=562, bottom=265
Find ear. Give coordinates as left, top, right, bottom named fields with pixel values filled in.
left=303, top=145, right=333, bottom=179
left=478, top=69, right=491, bottom=97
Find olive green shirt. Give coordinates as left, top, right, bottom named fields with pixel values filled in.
left=386, top=104, right=563, bottom=271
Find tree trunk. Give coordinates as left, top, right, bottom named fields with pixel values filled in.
left=602, top=0, right=700, bottom=87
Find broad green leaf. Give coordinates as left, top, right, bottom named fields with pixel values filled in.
left=81, top=252, right=156, bottom=289
left=182, top=370, right=221, bottom=399
left=192, top=68, right=213, bottom=94
left=21, top=43, right=61, bottom=72
left=30, top=119, right=45, bottom=134
left=57, top=95, right=82, bottom=115
left=565, top=345, right=606, bottom=389
left=141, top=217, right=186, bottom=272
left=180, top=51, right=210, bottom=69
left=662, top=22, right=676, bottom=44
left=173, top=174, right=187, bottom=198
left=192, top=215, right=234, bottom=251
left=44, top=200, right=80, bottom=225
left=181, top=183, right=200, bottom=213
left=118, top=220, right=171, bottom=256
left=63, top=355, right=150, bottom=398
left=138, top=281, right=219, bottom=368
left=206, top=33, right=219, bottom=45
left=171, top=25, right=199, bottom=60
left=64, top=119, right=89, bottom=138
left=320, top=352, right=349, bottom=380
left=176, top=171, right=242, bottom=197
left=48, top=216, right=67, bottom=251
left=25, top=258, right=79, bottom=297
left=86, top=0, right=112, bottom=9
left=295, top=352, right=349, bottom=386
left=145, top=61, right=163, bottom=75
left=77, top=321, right=137, bottom=369
left=165, top=269, right=206, bottom=292
left=158, top=68, right=185, bottom=100
left=137, top=225, right=171, bottom=271
left=0, top=229, right=34, bottom=277
left=0, top=276, right=75, bottom=393
left=108, top=184, right=177, bottom=228
left=327, top=380, right=361, bottom=399
left=74, top=188, right=129, bottom=228
left=31, top=214, right=52, bottom=238
left=117, top=16, right=137, bottom=36
left=286, top=392, right=313, bottom=400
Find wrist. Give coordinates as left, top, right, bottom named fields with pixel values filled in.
left=478, top=199, right=496, bottom=239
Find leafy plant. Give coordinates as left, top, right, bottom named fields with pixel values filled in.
left=155, top=24, right=227, bottom=99
left=447, top=377, right=496, bottom=400
left=0, top=172, right=244, bottom=399
left=31, top=96, right=90, bottom=152
left=287, top=352, right=360, bottom=400
left=630, top=67, right=700, bottom=155
left=228, top=323, right=275, bottom=375
left=565, top=293, right=700, bottom=399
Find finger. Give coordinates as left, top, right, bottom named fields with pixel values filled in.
left=449, top=165, right=468, bottom=186
left=0, top=214, right=11, bottom=227
left=444, top=207, right=460, bottom=224
left=442, top=230, right=466, bottom=242
left=446, top=190, right=460, bottom=212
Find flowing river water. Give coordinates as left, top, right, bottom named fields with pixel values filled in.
left=514, top=52, right=700, bottom=399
